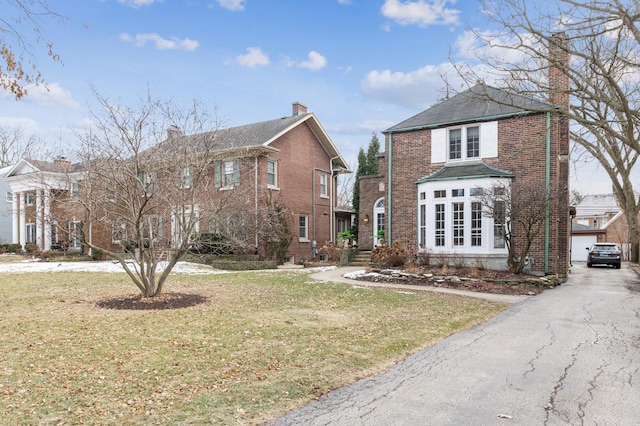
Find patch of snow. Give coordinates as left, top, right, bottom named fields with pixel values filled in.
left=343, top=269, right=370, bottom=279
left=0, top=259, right=230, bottom=275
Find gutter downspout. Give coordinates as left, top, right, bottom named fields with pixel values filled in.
left=312, top=167, right=332, bottom=246
left=387, top=132, right=393, bottom=245
left=255, top=156, right=259, bottom=251
left=545, top=112, right=551, bottom=275
left=330, top=155, right=340, bottom=243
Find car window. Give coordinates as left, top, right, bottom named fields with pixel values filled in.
left=593, top=245, right=616, bottom=251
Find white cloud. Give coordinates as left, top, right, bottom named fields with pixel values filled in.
left=234, top=47, right=270, bottom=67
left=283, top=51, right=327, bottom=71
left=0, top=117, right=40, bottom=135
left=217, top=0, right=245, bottom=11
left=5, top=83, right=81, bottom=109
left=119, top=33, right=199, bottom=51
left=297, top=51, right=327, bottom=71
left=117, top=0, right=161, bottom=8
left=361, top=63, right=463, bottom=109
left=381, top=0, right=460, bottom=27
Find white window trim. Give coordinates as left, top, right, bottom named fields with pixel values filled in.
left=447, top=125, right=481, bottom=162
left=299, top=214, right=309, bottom=242
left=112, top=223, right=127, bottom=244
left=431, top=121, right=498, bottom=163
left=71, top=181, right=80, bottom=197
left=25, top=192, right=35, bottom=206
left=417, top=177, right=509, bottom=254
left=319, top=173, right=329, bottom=198
left=170, top=205, right=200, bottom=248
left=26, top=222, right=37, bottom=243
left=5, top=191, right=12, bottom=203
left=177, top=166, right=193, bottom=189
left=267, top=159, right=279, bottom=190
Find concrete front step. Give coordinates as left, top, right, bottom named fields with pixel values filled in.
left=350, top=250, right=372, bottom=266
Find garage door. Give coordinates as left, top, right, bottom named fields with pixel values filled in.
left=572, top=235, right=597, bottom=262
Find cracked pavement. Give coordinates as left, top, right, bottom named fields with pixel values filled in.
left=269, top=263, right=640, bottom=425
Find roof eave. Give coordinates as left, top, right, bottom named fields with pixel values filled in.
left=263, top=113, right=351, bottom=171
left=416, top=173, right=514, bottom=185
left=384, top=110, right=539, bottom=134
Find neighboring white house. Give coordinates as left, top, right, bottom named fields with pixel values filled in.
left=3, top=158, right=82, bottom=251
left=0, top=165, right=14, bottom=244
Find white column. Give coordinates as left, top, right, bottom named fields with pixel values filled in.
left=19, top=193, right=26, bottom=248
left=12, top=191, right=19, bottom=244
left=43, top=190, right=51, bottom=250
left=36, top=190, right=43, bottom=250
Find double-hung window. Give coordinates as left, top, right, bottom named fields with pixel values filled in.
left=68, top=221, right=83, bottom=248
left=449, top=129, right=462, bottom=160
left=299, top=215, right=309, bottom=241
left=267, top=160, right=278, bottom=188
left=319, top=173, right=328, bottom=197
left=138, top=171, right=157, bottom=195
left=449, top=126, right=481, bottom=161
left=467, top=126, right=480, bottom=158
left=214, top=159, right=240, bottom=189
left=26, top=223, right=37, bottom=243
left=176, top=166, right=194, bottom=189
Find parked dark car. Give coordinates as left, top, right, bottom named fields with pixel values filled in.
left=586, top=243, right=621, bottom=269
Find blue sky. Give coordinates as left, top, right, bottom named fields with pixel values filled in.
left=0, top=0, right=609, bottom=194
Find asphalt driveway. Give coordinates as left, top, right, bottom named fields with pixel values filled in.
left=270, top=263, right=640, bottom=425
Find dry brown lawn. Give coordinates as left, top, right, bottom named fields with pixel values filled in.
left=0, top=266, right=507, bottom=425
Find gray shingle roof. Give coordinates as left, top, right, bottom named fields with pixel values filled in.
left=385, top=84, right=554, bottom=132
left=163, top=112, right=350, bottom=171
left=25, top=158, right=83, bottom=173
left=416, top=162, right=514, bottom=184
left=202, top=115, right=307, bottom=149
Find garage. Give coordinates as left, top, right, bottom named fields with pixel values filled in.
left=571, top=223, right=604, bottom=263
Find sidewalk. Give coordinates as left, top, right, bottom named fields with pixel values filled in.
left=309, top=266, right=529, bottom=304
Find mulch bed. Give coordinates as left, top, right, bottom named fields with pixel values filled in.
left=97, top=292, right=209, bottom=310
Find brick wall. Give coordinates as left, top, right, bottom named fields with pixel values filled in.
left=380, top=111, right=570, bottom=276
left=262, top=121, right=333, bottom=262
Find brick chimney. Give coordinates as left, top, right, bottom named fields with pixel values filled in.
left=292, top=101, right=307, bottom=117
left=53, top=157, right=71, bottom=167
left=167, top=125, right=182, bottom=139
left=549, top=32, right=570, bottom=111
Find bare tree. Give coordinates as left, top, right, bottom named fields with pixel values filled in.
left=336, top=166, right=355, bottom=209
left=69, top=90, right=260, bottom=297
left=0, top=126, right=41, bottom=166
left=475, top=179, right=564, bottom=274
left=1, top=0, right=64, bottom=99
left=454, top=0, right=640, bottom=262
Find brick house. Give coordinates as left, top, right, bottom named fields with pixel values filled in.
left=4, top=102, right=351, bottom=263
left=358, top=81, right=571, bottom=277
